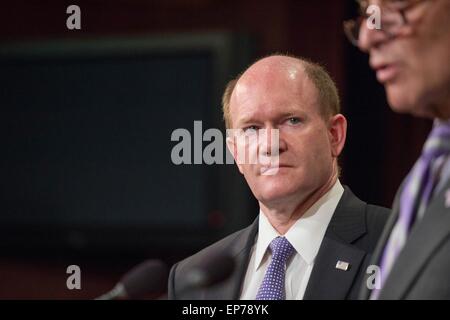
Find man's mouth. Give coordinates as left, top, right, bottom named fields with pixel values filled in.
left=260, top=164, right=290, bottom=175
left=371, top=62, right=399, bottom=84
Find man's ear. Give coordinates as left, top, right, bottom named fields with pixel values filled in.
left=226, top=135, right=244, bottom=175
left=328, top=114, right=347, bottom=158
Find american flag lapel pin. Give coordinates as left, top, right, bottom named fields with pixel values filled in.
left=335, top=260, right=350, bottom=271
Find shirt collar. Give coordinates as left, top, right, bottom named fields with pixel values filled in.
left=254, top=179, right=344, bottom=271
left=435, top=118, right=450, bottom=128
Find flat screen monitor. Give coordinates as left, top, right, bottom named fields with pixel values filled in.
left=0, top=33, right=254, bottom=255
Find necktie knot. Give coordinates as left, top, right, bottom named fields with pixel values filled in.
left=269, top=236, right=295, bottom=263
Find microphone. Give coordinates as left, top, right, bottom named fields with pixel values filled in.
left=96, top=259, right=168, bottom=300
left=177, top=253, right=235, bottom=298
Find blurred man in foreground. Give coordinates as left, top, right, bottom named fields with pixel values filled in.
left=344, top=0, right=450, bottom=299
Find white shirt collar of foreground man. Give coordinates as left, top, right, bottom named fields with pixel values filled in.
left=430, top=118, right=450, bottom=196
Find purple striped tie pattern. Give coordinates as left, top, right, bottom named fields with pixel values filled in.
left=371, top=122, right=450, bottom=299
left=256, top=236, right=295, bottom=300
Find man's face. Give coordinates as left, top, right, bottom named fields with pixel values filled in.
left=358, top=0, right=450, bottom=119
left=227, top=61, right=344, bottom=204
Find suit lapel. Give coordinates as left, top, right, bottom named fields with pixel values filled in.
left=358, top=179, right=405, bottom=300
left=304, top=187, right=368, bottom=299
left=203, top=218, right=258, bottom=299
left=303, top=236, right=366, bottom=299
left=358, top=194, right=400, bottom=299
left=379, top=180, right=450, bottom=299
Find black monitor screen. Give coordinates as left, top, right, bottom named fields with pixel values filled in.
left=1, top=54, right=210, bottom=227
left=0, top=35, right=251, bottom=252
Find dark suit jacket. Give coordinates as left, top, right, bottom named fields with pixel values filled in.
left=359, top=179, right=450, bottom=300
left=169, top=186, right=389, bottom=300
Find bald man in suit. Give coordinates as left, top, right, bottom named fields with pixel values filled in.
left=169, top=54, right=389, bottom=300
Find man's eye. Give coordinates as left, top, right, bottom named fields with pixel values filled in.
left=358, top=0, right=409, bottom=16
left=287, top=117, right=301, bottom=125
left=384, top=0, right=411, bottom=11
left=386, top=0, right=410, bottom=7
left=244, top=125, right=259, bottom=132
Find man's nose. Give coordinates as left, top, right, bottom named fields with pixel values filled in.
left=358, top=17, right=389, bottom=52
left=258, top=128, right=287, bottom=156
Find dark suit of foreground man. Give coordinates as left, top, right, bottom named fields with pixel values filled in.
left=168, top=55, right=389, bottom=300
left=344, top=0, right=450, bottom=300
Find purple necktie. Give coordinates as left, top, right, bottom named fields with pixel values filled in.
left=256, top=236, right=295, bottom=300
left=371, top=122, right=450, bottom=299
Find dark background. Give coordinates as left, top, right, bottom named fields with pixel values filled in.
left=0, top=0, right=431, bottom=299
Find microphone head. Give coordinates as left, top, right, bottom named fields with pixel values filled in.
left=183, top=253, right=235, bottom=291
left=120, top=259, right=168, bottom=299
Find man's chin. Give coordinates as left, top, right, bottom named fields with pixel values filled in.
left=386, top=86, right=416, bottom=115
left=256, top=187, right=298, bottom=204
left=387, top=90, right=435, bottom=119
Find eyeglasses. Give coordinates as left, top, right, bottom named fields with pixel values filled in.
left=343, top=0, right=425, bottom=46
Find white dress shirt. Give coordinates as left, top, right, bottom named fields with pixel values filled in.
left=432, top=119, right=450, bottom=195
left=239, top=180, right=344, bottom=300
